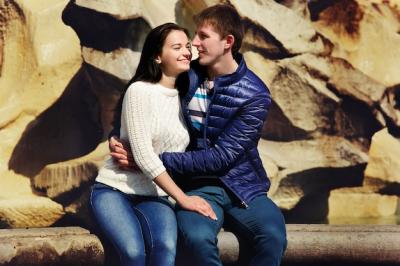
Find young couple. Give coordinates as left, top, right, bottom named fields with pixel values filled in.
left=90, top=4, right=287, bottom=266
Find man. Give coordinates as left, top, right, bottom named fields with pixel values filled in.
left=110, top=4, right=287, bottom=266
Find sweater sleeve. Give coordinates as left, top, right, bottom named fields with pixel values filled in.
left=122, top=84, right=166, bottom=179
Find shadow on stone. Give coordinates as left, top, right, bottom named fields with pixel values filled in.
left=8, top=66, right=103, bottom=178
left=62, top=1, right=151, bottom=53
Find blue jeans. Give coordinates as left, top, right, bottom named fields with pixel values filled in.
left=90, top=182, right=177, bottom=266
left=176, top=186, right=287, bottom=266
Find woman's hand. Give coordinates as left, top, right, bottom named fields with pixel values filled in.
left=177, top=195, right=218, bottom=220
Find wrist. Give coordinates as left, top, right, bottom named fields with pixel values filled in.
left=175, top=193, right=188, bottom=205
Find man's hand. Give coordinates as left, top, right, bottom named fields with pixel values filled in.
left=109, top=136, right=138, bottom=170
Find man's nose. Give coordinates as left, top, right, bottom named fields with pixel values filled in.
left=192, top=35, right=200, bottom=46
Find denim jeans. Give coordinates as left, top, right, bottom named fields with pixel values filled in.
left=176, top=185, right=287, bottom=266
left=90, top=182, right=177, bottom=266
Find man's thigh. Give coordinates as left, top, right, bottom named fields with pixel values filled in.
left=225, top=194, right=286, bottom=241
left=175, top=186, right=226, bottom=266
left=176, top=186, right=225, bottom=237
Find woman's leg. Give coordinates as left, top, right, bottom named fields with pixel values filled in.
left=90, top=183, right=146, bottom=266
left=134, top=197, right=177, bottom=266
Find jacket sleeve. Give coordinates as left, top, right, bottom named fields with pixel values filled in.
left=108, top=92, right=124, bottom=139
left=160, top=92, right=271, bottom=177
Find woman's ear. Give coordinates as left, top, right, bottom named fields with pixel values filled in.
left=155, top=56, right=162, bottom=64
left=224, top=34, right=235, bottom=50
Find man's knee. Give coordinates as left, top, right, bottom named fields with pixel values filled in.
left=179, top=226, right=217, bottom=249
left=258, top=230, right=287, bottom=255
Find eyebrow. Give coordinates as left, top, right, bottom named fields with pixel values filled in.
left=197, top=30, right=209, bottom=36
left=171, top=42, right=191, bottom=46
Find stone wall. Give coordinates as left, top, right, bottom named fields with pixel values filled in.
left=0, top=0, right=399, bottom=228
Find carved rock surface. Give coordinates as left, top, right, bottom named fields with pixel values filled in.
left=258, top=137, right=368, bottom=210
left=313, top=0, right=400, bottom=87
left=1, top=0, right=400, bottom=226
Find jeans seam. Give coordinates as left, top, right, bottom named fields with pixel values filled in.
left=133, top=207, right=154, bottom=250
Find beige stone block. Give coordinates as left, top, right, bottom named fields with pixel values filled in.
left=15, top=0, right=81, bottom=66
left=328, top=187, right=399, bottom=218
left=0, top=195, right=65, bottom=228
left=365, top=128, right=400, bottom=183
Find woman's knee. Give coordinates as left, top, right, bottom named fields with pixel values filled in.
left=154, top=236, right=177, bottom=255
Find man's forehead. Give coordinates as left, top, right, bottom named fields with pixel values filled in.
left=195, top=22, right=218, bottom=34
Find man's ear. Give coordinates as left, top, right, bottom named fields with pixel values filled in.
left=224, top=34, right=235, bottom=50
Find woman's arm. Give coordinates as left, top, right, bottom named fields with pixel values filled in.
left=153, top=171, right=216, bottom=220
left=123, top=84, right=216, bottom=219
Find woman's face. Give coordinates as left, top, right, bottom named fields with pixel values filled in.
left=156, top=30, right=192, bottom=77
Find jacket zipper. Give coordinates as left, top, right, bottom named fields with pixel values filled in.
left=203, top=81, right=249, bottom=209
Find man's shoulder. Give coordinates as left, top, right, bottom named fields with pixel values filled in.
left=240, top=69, right=270, bottom=98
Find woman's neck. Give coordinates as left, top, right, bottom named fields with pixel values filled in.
left=159, top=74, right=177, bottom=89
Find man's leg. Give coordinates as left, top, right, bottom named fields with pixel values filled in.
left=225, top=194, right=287, bottom=266
left=175, top=186, right=225, bottom=266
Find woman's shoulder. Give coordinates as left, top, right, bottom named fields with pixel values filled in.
left=126, top=81, right=154, bottom=97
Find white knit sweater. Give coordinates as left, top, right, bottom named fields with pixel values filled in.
left=96, top=81, right=190, bottom=196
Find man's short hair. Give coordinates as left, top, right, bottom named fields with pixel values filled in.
left=194, top=4, right=244, bottom=55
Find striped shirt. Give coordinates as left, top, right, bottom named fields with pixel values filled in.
left=187, top=79, right=214, bottom=132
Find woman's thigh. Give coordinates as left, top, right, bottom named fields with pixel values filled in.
left=134, top=197, right=177, bottom=266
left=134, top=197, right=177, bottom=250
left=90, top=183, right=145, bottom=255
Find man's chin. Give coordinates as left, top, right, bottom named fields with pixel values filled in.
left=198, top=57, right=210, bottom=66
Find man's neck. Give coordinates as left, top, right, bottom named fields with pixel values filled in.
left=207, top=52, right=238, bottom=80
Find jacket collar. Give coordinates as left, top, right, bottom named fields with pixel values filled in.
left=190, top=53, right=247, bottom=88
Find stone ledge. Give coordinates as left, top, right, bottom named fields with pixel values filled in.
left=0, top=227, right=103, bottom=266
left=1, top=225, right=400, bottom=265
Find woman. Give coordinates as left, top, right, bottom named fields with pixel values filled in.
left=90, top=23, right=216, bottom=266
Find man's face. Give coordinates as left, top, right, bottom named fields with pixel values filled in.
left=192, top=23, right=226, bottom=66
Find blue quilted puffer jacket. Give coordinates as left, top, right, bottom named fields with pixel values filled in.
left=161, top=54, right=271, bottom=207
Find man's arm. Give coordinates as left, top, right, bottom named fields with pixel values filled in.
left=108, top=92, right=124, bottom=139
left=161, top=93, right=271, bottom=178
left=109, top=91, right=136, bottom=169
